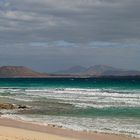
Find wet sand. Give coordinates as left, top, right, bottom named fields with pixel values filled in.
left=0, top=118, right=139, bottom=140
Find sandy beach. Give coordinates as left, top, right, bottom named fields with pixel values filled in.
left=0, top=125, right=78, bottom=140
left=0, top=118, right=79, bottom=140
left=0, top=118, right=139, bottom=140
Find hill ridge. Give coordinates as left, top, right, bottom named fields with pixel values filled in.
left=0, top=66, right=48, bottom=78
left=0, top=65, right=140, bottom=77
left=55, top=65, right=140, bottom=76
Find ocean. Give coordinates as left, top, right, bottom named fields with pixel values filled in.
left=0, top=77, right=140, bottom=138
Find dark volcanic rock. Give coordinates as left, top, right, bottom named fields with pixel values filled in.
left=17, top=105, right=28, bottom=109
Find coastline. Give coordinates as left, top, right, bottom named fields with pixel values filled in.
left=0, top=117, right=139, bottom=140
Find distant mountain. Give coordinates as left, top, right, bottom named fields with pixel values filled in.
left=84, top=65, right=119, bottom=76
left=103, top=70, right=140, bottom=76
left=0, top=66, right=48, bottom=78
left=55, top=65, right=140, bottom=76
left=0, top=65, right=140, bottom=78
left=55, top=66, right=87, bottom=74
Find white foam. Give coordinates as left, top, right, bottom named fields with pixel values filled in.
left=1, top=87, right=140, bottom=108
left=22, top=88, right=140, bottom=108
left=2, top=114, right=140, bottom=138
left=0, top=87, right=140, bottom=138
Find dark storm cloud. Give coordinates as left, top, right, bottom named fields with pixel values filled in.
left=0, top=0, right=140, bottom=43
left=0, top=0, right=140, bottom=71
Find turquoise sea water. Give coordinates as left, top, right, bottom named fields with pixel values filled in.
left=0, top=78, right=140, bottom=137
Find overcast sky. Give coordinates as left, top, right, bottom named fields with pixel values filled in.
left=0, top=0, right=140, bottom=72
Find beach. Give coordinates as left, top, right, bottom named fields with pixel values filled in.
left=0, top=126, right=76, bottom=140
left=1, top=0, right=140, bottom=138
left=0, top=118, right=140, bottom=140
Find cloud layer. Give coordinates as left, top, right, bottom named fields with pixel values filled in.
left=0, top=0, right=140, bottom=71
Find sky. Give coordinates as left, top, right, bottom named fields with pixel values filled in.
left=0, top=0, right=140, bottom=72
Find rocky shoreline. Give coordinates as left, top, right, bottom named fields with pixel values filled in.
left=0, top=103, right=28, bottom=110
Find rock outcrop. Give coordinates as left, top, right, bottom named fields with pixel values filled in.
left=0, top=103, right=16, bottom=109
left=0, top=103, right=28, bottom=110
